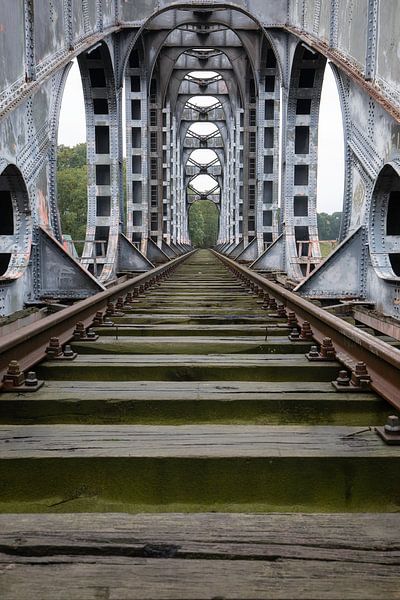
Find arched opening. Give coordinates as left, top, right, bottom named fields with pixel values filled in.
left=316, top=62, right=345, bottom=257
left=57, top=58, right=87, bottom=257
left=186, top=95, right=221, bottom=109
left=0, top=164, right=31, bottom=279
left=188, top=200, right=219, bottom=248
left=185, top=71, right=221, bottom=83
left=189, top=174, right=220, bottom=195
left=369, top=163, right=400, bottom=279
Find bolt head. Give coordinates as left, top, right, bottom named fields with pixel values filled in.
left=25, top=371, right=38, bottom=386
left=385, top=415, right=400, bottom=433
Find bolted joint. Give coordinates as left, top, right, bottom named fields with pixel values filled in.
left=261, top=293, right=270, bottom=309
left=269, top=298, right=278, bottom=311
left=2, top=360, right=25, bottom=387
left=376, top=414, right=400, bottom=445
left=289, top=328, right=300, bottom=341
left=287, top=312, right=299, bottom=330
left=385, top=415, right=400, bottom=433
left=332, top=362, right=371, bottom=392
left=73, top=322, right=99, bottom=342
left=116, top=296, right=125, bottom=310
left=93, top=311, right=113, bottom=327
left=46, top=337, right=77, bottom=360
left=45, top=336, right=63, bottom=359
left=351, top=361, right=372, bottom=389
left=2, top=361, right=44, bottom=393
left=299, top=321, right=314, bottom=341
left=277, top=304, right=287, bottom=319
left=333, top=370, right=351, bottom=387
left=106, top=301, right=123, bottom=318
left=306, top=337, right=337, bottom=361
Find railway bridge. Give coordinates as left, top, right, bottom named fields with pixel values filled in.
left=0, top=2, right=400, bottom=598
left=0, top=0, right=400, bottom=315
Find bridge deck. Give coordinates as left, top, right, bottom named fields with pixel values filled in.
left=1, top=513, right=399, bottom=600
left=0, top=249, right=397, bottom=598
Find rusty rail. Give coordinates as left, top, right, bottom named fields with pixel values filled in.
left=0, top=250, right=195, bottom=385
left=214, top=250, right=400, bottom=411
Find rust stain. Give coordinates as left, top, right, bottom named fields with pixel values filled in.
left=37, top=189, right=49, bottom=228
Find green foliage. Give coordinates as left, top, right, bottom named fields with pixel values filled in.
left=317, top=212, right=342, bottom=240
left=57, top=143, right=87, bottom=170
left=57, top=144, right=88, bottom=244
left=188, top=201, right=219, bottom=248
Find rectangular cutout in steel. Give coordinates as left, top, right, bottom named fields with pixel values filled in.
left=96, top=165, right=110, bottom=185
left=93, top=99, right=109, bottom=114
left=295, top=126, right=310, bottom=154
left=95, top=126, right=110, bottom=154
left=96, top=196, right=111, bottom=216
left=265, top=76, right=275, bottom=92
left=264, top=100, right=274, bottom=120
left=89, top=69, right=106, bottom=87
left=264, top=128, right=274, bottom=148
left=129, top=50, right=140, bottom=68
left=94, top=226, right=109, bottom=256
left=132, top=211, right=142, bottom=226
left=299, top=69, right=316, bottom=88
left=132, top=155, right=141, bottom=174
left=263, top=181, right=273, bottom=203
left=296, top=99, right=312, bottom=114
left=266, top=49, right=277, bottom=68
left=263, top=210, right=272, bottom=226
left=294, top=196, right=309, bottom=216
left=131, top=100, right=141, bottom=119
left=264, top=156, right=273, bottom=174
left=263, top=232, right=273, bottom=243
left=131, top=128, right=141, bottom=148
left=130, top=76, right=141, bottom=92
left=294, top=165, right=309, bottom=185
left=132, top=181, right=142, bottom=201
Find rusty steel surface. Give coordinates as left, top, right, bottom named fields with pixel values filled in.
left=285, top=26, right=400, bottom=126
left=214, top=251, right=400, bottom=411
left=0, top=251, right=195, bottom=385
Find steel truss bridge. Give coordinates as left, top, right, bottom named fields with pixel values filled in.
left=0, top=0, right=400, bottom=318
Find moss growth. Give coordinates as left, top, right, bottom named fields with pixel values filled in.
left=37, top=363, right=340, bottom=382
left=0, top=457, right=398, bottom=514
left=0, top=398, right=390, bottom=426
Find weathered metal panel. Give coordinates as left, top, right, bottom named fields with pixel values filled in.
left=71, top=0, right=86, bottom=41
left=375, top=2, right=400, bottom=111
left=337, top=0, right=367, bottom=71
left=119, top=0, right=158, bottom=22
left=33, top=0, right=66, bottom=65
left=102, top=0, right=116, bottom=28
left=317, top=0, right=330, bottom=43
left=0, top=4, right=25, bottom=92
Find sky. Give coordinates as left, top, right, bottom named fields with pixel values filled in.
left=58, top=60, right=344, bottom=214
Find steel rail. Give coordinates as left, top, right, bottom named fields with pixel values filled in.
left=0, top=251, right=195, bottom=386
left=214, top=251, right=400, bottom=411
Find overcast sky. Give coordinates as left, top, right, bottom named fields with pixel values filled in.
left=58, top=60, right=344, bottom=214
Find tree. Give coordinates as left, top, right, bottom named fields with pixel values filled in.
left=188, top=200, right=219, bottom=247
left=57, top=145, right=88, bottom=244
left=317, top=212, right=342, bottom=240
left=57, top=143, right=87, bottom=169
left=188, top=203, right=205, bottom=247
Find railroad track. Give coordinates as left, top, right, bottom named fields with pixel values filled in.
left=0, top=249, right=399, bottom=599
